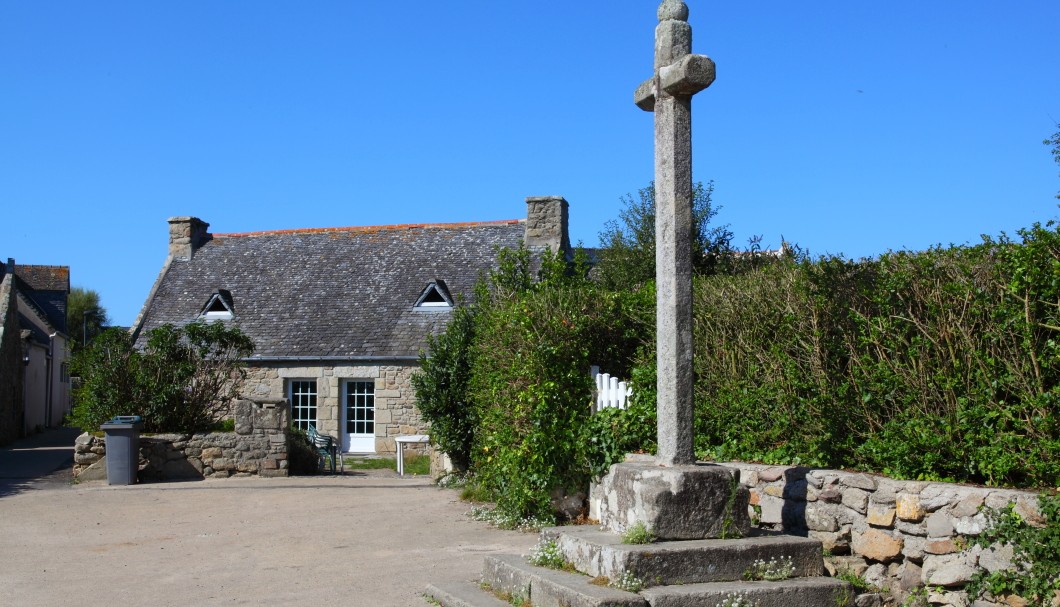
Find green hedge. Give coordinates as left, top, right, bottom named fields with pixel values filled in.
left=675, top=221, right=1060, bottom=487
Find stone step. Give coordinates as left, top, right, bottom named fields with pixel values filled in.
left=477, top=552, right=852, bottom=607
left=640, top=577, right=854, bottom=607
left=483, top=554, right=648, bottom=607
left=542, top=526, right=825, bottom=585
left=424, top=582, right=514, bottom=607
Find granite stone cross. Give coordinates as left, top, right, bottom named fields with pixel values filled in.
left=634, top=0, right=715, bottom=466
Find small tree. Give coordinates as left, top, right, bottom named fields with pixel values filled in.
left=411, top=303, right=478, bottom=471
left=1046, top=125, right=1060, bottom=199
left=595, top=180, right=735, bottom=289
left=70, top=321, right=254, bottom=433
left=66, top=287, right=109, bottom=351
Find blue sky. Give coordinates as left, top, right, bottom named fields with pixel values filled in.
left=3, top=2, right=1058, bottom=327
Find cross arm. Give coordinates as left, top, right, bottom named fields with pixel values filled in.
left=633, top=53, right=716, bottom=113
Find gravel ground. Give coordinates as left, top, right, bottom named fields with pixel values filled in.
left=0, top=466, right=537, bottom=606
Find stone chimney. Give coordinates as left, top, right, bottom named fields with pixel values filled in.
left=524, top=196, right=570, bottom=254
left=167, top=217, right=211, bottom=260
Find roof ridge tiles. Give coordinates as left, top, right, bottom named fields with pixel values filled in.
left=212, top=219, right=524, bottom=239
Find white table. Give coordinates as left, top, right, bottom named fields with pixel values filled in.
left=394, top=434, right=429, bottom=476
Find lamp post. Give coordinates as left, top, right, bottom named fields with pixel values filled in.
left=82, top=310, right=90, bottom=348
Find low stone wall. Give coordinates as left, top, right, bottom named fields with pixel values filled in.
left=721, top=462, right=1041, bottom=606
left=74, top=399, right=289, bottom=481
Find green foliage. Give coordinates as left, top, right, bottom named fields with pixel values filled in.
left=610, top=571, right=645, bottom=593
left=287, top=428, right=320, bottom=475
left=66, top=287, right=109, bottom=352
left=596, top=181, right=744, bottom=289
left=70, top=321, right=254, bottom=433
left=411, top=302, right=478, bottom=471
left=1046, top=125, right=1059, bottom=199
left=689, top=221, right=1060, bottom=487
left=967, top=492, right=1060, bottom=606
left=526, top=539, right=574, bottom=571
left=465, top=246, right=650, bottom=521
left=621, top=522, right=656, bottom=544
left=743, top=556, right=796, bottom=581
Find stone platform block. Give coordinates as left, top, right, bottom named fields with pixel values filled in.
left=640, top=577, right=854, bottom=607
left=482, top=554, right=648, bottom=607
left=592, top=459, right=751, bottom=540
left=424, top=582, right=513, bottom=607
left=542, top=526, right=824, bottom=586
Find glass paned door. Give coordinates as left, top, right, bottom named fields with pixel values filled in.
left=343, top=380, right=375, bottom=452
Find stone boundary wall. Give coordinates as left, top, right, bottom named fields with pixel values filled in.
left=720, top=462, right=1041, bottom=606
left=74, top=399, right=289, bottom=481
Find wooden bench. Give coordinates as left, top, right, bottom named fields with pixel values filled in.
left=307, top=425, right=342, bottom=474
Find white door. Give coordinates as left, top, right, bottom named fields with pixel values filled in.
left=343, top=380, right=376, bottom=452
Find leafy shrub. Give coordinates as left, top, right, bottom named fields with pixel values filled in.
left=967, top=492, right=1060, bottom=605
left=688, top=220, right=1060, bottom=487
left=621, top=522, right=656, bottom=544
left=465, top=248, right=650, bottom=521
left=287, top=428, right=319, bottom=475
left=70, top=321, right=254, bottom=433
left=411, top=302, right=478, bottom=471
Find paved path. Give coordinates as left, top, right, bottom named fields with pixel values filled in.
left=0, top=432, right=538, bottom=607
left=0, top=426, right=82, bottom=497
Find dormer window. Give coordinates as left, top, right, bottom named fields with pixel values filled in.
left=200, top=290, right=234, bottom=321
left=414, top=280, right=453, bottom=311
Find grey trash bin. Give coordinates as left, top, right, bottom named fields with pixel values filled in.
left=100, top=416, right=144, bottom=485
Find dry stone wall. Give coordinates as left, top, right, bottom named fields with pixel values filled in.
left=721, top=462, right=1040, bottom=606
left=74, top=399, right=289, bottom=481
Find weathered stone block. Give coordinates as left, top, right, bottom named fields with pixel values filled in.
left=922, top=552, right=978, bottom=587
left=594, top=461, right=750, bottom=540
left=841, top=474, right=878, bottom=491
left=842, top=488, right=870, bottom=514
left=806, top=504, right=840, bottom=532
left=896, top=494, right=926, bottom=521
left=926, top=510, right=954, bottom=538
left=852, top=529, right=903, bottom=562
left=866, top=505, right=896, bottom=527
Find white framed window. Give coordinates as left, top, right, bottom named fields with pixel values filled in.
left=288, top=380, right=317, bottom=431
left=414, top=280, right=453, bottom=310
left=200, top=290, right=234, bottom=321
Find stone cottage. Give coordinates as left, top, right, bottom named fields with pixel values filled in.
left=0, top=259, right=72, bottom=443
left=131, top=196, right=570, bottom=454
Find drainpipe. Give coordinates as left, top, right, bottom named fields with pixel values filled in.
left=45, top=333, right=55, bottom=428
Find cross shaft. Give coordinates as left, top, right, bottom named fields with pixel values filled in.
left=636, top=0, right=715, bottom=467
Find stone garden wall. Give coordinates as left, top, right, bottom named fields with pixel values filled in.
left=74, top=399, right=289, bottom=481
left=721, top=462, right=1041, bottom=606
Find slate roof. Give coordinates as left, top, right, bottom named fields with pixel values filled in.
left=133, top=220, right=526, bottom=359
left=0, top=264, right=70, bottom=335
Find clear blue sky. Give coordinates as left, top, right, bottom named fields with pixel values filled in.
left=3, top=2, right=1058, bottom=327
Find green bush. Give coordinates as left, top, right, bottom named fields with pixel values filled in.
left=463, top=247, right=650, bottom=520
left=411, top=301, right=477, bottom=471
left=687, top=220, right=1060, bottom=487
left=967, top=492, right=1060, bottom=605
left=70, top=321, right=254, bottom=433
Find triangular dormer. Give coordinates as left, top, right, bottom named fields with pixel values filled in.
left=413, top=280, right=453, bottom=310
left=200, top=289, right=234, bottom=320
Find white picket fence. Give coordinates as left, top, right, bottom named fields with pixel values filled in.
left=591, top=365, right=632, bottom=412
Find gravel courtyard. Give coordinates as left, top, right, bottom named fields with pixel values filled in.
left=0, top=467, right=537, bottom=606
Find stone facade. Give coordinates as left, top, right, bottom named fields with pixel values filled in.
left=241, top=362, right=425, bottom=454
left=721, top=462, right=1041, bottom=606
left=74, top=399, right=289, bottom=481
left=0, top=271, right=22, bottom=445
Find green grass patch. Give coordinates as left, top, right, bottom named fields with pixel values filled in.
left=342, top=454, right=430, bottom=475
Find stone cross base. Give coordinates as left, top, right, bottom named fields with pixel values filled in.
left=590, top=455, right=751, bottom=540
